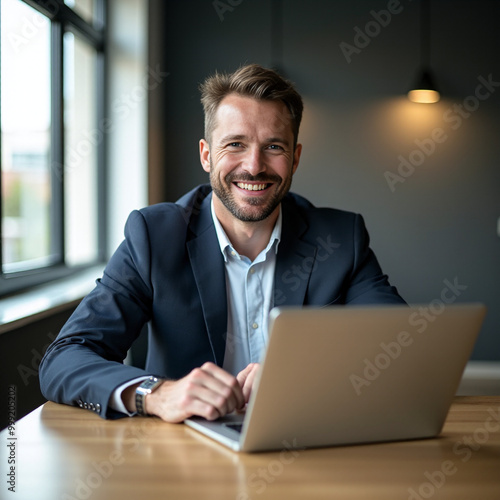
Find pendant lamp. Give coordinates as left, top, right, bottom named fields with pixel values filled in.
left=408, top=0, right=440, bottom=103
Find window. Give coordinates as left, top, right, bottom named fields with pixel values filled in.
left=0, top=0, right=106, bottom=295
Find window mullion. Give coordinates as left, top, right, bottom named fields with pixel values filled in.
left=96, top=48, right=107, bottom=262
left=50, top=18, right=65, bottom=263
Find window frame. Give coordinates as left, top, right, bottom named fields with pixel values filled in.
left=0, top=0, right=107, bottom=296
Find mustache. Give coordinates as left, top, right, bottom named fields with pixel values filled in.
left=225, top=172, right=282, bottom=184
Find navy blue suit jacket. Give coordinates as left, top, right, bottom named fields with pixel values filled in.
left=39, top=184, right=405, bottom=418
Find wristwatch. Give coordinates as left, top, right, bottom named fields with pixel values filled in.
left=135, top=376, right=164, bottom=416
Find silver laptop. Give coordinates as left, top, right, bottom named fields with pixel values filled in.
left=184, top=303, right=486, bottom=452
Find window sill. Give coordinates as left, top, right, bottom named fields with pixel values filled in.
left=457, top=360, right=500, bottom=396
left=0, top=265, right=103, bottom=334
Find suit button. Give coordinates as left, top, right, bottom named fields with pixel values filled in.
left=96, top=404, right=101, bottom=414
left=77, top=400, right=84, bottom=408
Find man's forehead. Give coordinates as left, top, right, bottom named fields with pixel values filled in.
left=217, top=94, right=290, bottom=115
left=213, top=95, right=293, bottom=133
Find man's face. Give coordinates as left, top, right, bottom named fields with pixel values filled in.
left=200, top=94, right=302, bottom=223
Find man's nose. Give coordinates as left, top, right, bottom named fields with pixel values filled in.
left=242, top=147, right=266, bottom=176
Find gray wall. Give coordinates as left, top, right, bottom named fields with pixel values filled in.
left=150, top=0, right=500, bottom=360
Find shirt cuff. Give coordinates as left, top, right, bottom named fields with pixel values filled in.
left=109, top=376, right=150, bottom=416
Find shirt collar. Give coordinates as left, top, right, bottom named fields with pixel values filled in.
left=211, top=198, right=282, bottom=262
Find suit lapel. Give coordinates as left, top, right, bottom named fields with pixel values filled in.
left=186, top=193, right=227, bottom=367
left=275, top=199, right=317, bottom=307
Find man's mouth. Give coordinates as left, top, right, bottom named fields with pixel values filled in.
left=234, top=182, right=271, bottom=192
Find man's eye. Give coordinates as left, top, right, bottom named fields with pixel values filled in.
left=267, top=144, right=283, bottom=150
left=228, top=142, right=242, bottom=148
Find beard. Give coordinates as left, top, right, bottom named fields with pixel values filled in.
left=209, top=161, right=293, bottom=223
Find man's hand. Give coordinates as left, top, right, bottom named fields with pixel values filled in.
left=237, top=362, right=260, bottom=406
left=123, top=362, right=261, bottom=423
left=143, top=362, right=245, bottom=423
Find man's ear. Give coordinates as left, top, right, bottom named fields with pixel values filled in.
left=292, top=143, right=302, bottom=175
left=199, top=139, right=211, bottom=173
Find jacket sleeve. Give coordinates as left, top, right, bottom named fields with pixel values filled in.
left=39, top=210, right=156, bottom=419
left=344, top=214, right=406, bottom=305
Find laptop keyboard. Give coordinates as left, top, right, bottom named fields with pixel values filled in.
left=223, top=422, right=243, bottom=433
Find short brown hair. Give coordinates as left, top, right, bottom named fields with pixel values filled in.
left=200, top=64, right=303, bottom=147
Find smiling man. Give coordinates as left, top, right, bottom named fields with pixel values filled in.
left=40, top=64, right=405, bottom=423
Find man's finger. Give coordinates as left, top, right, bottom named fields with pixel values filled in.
left=237, top=363, right=260, bottom=404
left=199, top=362, right=245, bottom=409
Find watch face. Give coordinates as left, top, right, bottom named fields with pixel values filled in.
left=139, top=377, right=162, bottom=395
left=142, top=378, right=158, bottom=392
left=136, top=377, right=162, bottom=416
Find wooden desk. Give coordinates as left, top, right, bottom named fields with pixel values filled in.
left=2, top=397, right=499, bottom=499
